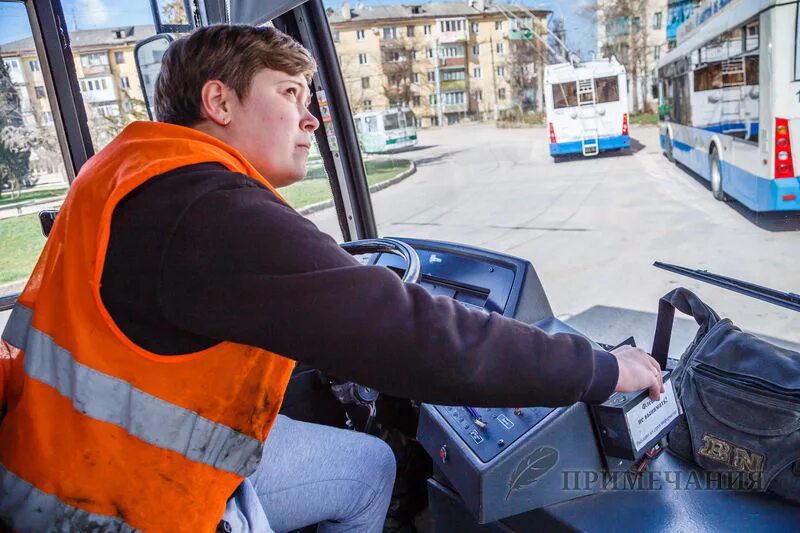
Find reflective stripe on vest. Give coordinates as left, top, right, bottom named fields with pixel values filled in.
left=2, top=304, right=263, bottom=477
left=0, top=463, right=139, bottom=532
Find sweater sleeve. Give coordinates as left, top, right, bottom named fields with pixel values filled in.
left=157, top=181, right=618, bottom=407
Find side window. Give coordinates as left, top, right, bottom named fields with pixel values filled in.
left=796, top=6, right=800, bottom=79
left=0, top=2, right=71, bottom=300
left=69, top=1, right=156, bottom=150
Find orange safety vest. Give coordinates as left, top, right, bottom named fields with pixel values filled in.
left=0, top=121, right=296, bottom=532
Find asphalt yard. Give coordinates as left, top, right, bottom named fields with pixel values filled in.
left=309, top=123, right=800, bottom=349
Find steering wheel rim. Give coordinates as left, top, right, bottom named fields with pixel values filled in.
left=339, top=238, right=421, bottom=284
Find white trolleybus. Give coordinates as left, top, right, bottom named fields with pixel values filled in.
left=657, top=0, right=800, bottom=212
left=544, top=58, right=630, bottom=158
left=353, top=108, right=418, bottom=154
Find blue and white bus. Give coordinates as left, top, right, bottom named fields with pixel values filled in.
left=544, top=58, right=630, bottom=158
left=657, top=0, right=800, bottom=212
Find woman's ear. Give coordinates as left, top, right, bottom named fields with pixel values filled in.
left=200, top=80, right=233, bottom=126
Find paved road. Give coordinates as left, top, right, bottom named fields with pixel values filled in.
left=310, top=123, right=800, bottom=347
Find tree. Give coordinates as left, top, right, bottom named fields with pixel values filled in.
left=0, top=57, right=31, bottom=200
left=586, top=0, right=650, bottom=112
left=508, top=39, right=538, bottom=112
left=87, top=90, right=150, bottom=151
left=159, top=0, right=189, bottom=25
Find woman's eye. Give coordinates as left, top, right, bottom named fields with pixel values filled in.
left=287, top=88, right=297, bottom=97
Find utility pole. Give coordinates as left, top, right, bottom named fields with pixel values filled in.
left=434, top=37, right=443, bottom=127
left=489, top=33, right=498, bottom=121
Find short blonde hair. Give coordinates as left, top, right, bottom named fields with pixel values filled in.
left=155, top=25, right=317, bottom=126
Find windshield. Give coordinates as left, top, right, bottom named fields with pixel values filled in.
left=1, top=1, right=798, bottom=349
left=312, top=1, right=800, bottom=347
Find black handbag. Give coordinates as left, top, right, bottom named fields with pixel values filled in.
left=651, top=288, right=800, bottom=502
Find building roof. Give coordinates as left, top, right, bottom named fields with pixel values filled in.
left=327, top=2, right=549, bottom=25
left=0, top=25, right=157, bottom=56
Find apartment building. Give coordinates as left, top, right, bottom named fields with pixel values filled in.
left=328, top=1, right=550, bottom=127
left=1, top=25, right=155, bottom=145
left=596, top=0, right=668, bottom=113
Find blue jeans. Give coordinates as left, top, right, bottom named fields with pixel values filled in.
left=222, top=415, right=396, bottom=532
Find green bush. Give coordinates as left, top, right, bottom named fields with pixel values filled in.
left=629, top=112, right=659, bottom=125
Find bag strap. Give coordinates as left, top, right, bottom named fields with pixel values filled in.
left=651, top=288, right=721, bottom=369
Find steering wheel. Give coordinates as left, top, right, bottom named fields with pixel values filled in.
left=328, top=238, right=421, bottom=432
left=339, top=238, right=422, bottom=284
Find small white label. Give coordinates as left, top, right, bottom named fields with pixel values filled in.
left=625, top=378, right=680, bottom=452
left=497, top=414, right=514, bottom=429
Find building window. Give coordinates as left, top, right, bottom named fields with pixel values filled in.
left=28, top=59, right=40, bottom=72
left=359, top=53, right=368, bottom=64
left=383, top=27, right=397, bottom=39
left=33, top=85, right=45, bottom=99
left=386, top=51, right=401, bottom=62
left=653, top=46, right=661, bottom=60
left=42, top=110, right=53, bottom=124
left=407, top=25, right=415, bottom=37
left=81, top=78, right=110, bottom=91
left=496, top=66, right=505, bottom=77
left=413, top=95, right=421, bottom=106
left=94, top=103, right=119, bottom=117
left=471, top=22, right=479, bottom=33
left=429, top=94, right=437, bottom=105
left=114, top=51, right=125, bottom=64
left=498, top=88, right=506, bottom=100
left=412, top=72, right=420, bottom=83
left=390, top=76, right=401, bottom=87
left=361, top=77, right=370, bottom=89
left=440, top=20, right=464, bottom=32
left=411, top=50, right=418, bottom=60
left=473, top=67, right=482, bottom=78
left=441, top=45, right=464, bottom=58
left=364, top=99, right=372, bottom=110
left=120, top=76, right=130, bottom=89
left=443, top=91, right=464, bottom=104
left=474, top=89, right=483, bottom=102
left=496, top=42, right=504, bottom=54
left=3, top=59, right=19, bottom=72
left=427, top=48, right=434, bottom=59
left=472, top=44, right=480, bottom=55
left=332, top=31, right=340, bottom=43
left=633, top=16, right=641, bottom=32
left=495, top=20, right=503, bottom=30
left=428, top=71, right=436, bottom=82
left=424, top=25, right=431, bottom=35
left=653, top=12, right=662, bottom=30
left=80, top=52, right=108, bottom=68
left=442, top=69, right=465, bottom=81
left=356, top=29, right=365, bottom=40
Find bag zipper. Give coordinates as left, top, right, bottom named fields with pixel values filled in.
left=692, top=364, right=800, bottom=401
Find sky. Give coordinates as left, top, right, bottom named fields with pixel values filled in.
left=1, top=0, right=598, bottom=59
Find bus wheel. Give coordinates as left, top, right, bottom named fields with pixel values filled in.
left=710, top=147, right=727, bottom=202
left=664, top=131, right=675, bottom=162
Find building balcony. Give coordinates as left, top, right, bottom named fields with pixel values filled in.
left=443, top=102, right=467, bottom=113
left=441, top=79, right=465, bottom=91
left=81, top=64, right=112, bottom=76
left=437, top=30, right=468, bottom=43
left=440, top=57, right=465, bottom=68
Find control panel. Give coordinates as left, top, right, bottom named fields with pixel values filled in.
left=434, top=406, right=553, bottom=463
left=371, top=238, right=608, bottom=524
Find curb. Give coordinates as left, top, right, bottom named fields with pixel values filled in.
left=297, top=161, right=417, bottom=216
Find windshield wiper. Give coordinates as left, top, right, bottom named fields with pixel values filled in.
left=653, top=262, right=800, bottom=313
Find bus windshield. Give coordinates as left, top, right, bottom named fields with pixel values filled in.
left=1, top=0, right=798, bottom=351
